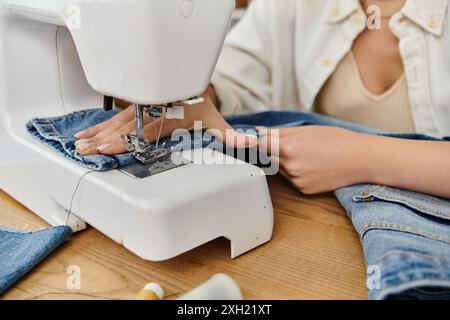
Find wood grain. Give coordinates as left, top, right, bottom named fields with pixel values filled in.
left=0, top=175, right=367, bottom=300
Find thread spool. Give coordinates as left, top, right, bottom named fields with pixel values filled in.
left=178, top=274, right=243, bottom=300
left=136, top=283, right=165, bottom=300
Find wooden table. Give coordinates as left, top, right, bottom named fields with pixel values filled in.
left=0, top=175, right=368, bottom=300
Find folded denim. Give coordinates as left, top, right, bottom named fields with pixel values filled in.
left=228, top=111, right=450, bottom=300
left=26, top=109, right=217, bottom=171
left=27, top=109, right=135, bottom=171
left=0, top=226, right=72, bottom=295
left=27, top=108, right=450, bottom=299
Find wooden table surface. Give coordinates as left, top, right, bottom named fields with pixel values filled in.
left=0, top=175, right=368, bottom=300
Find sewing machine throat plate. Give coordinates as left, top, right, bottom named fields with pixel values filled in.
left=120, top=154, right=190, bottom=179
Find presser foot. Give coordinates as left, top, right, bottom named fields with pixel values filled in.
left=125, top=97, right=204, bottom=165
left=123, top=134, right=175, bottom=165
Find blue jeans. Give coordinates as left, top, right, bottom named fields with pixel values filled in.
left=26, top=109, right=212, bottom=171
left=26, top=109, right=135, bottom=171
left=0, top=226, right=72, bottom=295
left=27, top=109, right=450, bottom=299
left=228, top=111, right=450, bottom=300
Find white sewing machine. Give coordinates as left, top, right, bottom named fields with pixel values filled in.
left=0, top=0, right=273, bottom=261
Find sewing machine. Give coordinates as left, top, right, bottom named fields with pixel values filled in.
left=0, top=0, right=274, bottom=261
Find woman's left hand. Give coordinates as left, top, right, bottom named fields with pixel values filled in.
left=259, top=126, right=371, bottom=195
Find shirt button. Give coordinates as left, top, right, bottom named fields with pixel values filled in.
left=427, top=16, right=438, bottom=29
left=321, top=58, right=332, bottom=67
left=351, top=13, right=364, bottom=26
left=330, top=7, right=340, bottom=18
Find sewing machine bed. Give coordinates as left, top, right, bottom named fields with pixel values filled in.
left=0, top=125, right=273, bottom=261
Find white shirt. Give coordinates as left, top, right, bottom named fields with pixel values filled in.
left=212, top=0, right=450, bottom=137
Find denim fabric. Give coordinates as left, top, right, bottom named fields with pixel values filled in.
left=26, top=109, right=136, bottom=171
left=228, top=111, right=450, bottom=300
left=27, top=108, right=450, bottom=299
left=26, top=109, right=214, bottom=171
left=0, top=226, right=72, bottom=295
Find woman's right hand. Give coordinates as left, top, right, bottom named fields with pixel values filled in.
left=74, top=86, right=258, bottom=155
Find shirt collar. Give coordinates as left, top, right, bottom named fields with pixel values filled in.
left=327, top=0, right=449, bottom=36
left=401, top=0, right=449, bottom=36
left=327, top=0, right=361, bottom=23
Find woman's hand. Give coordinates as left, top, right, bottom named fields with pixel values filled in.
left=259, top=126, right=371, bottom=195
left=74, top=87, right=258, bottom=155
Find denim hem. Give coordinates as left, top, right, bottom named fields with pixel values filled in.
left=26, top=109, right=136, bottom=171
left=376, top=280, right=450, bottom=300
left=353, top=185, right=450, bottom=221
left=359, top=222, right=450, bottom=245
left=372, top=251, right=450, bottom=300
left=0, top=225, right=70, bottom=235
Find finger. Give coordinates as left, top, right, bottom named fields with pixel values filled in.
left=258, top=134, right=283, bottom=157
left=141, top=117, right=258, bottom=149
left=206, top=126, right=259, bottom=149
left=86, top=126, right=120, bottom=145
left=74, top=119, right=113, bottom=140
left=95, top=134, right=127, bottom=155
left=74, top=106, right=135, bottom=139
left=269, top=154, right=282, bottom=174
left=77, top=131, right=128, bottom=156
left=256, top=127, right=284, bottom=156
left=223, top=130, right=259, bottom=149
left=279, top=167, right=294, bottom=179
left=89, top=118, right=139, bottom=145
left=75, top=140, right=97, bottom=155
left=77, top=120, right=137, bottom=155
left=99, top=117, right=185, bottom=155
left=214, top=120, right=258, bottom=149
left=78, top=116, right=175, bottom=155
left=143, top=117, right=182, bottom=143
left=277, top=165, right=305, bottom=193
left=256, top=126, right=292, bottom=138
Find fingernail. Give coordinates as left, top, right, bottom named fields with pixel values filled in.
left=74, top=130, right=86, bottom=139
left=97, top=144, right=111, bottom=152
left=75, top=139, right=91, bottom=146
left=76, top=143, right=92, bottom=151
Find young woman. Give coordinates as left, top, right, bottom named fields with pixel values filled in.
left=74, top=0, right=450, bottom=199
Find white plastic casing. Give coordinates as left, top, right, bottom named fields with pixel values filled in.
left=0, top=0, right=274, bottom=261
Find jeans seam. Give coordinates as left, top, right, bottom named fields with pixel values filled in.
left=359, top=222, right=450, bottom=244
left=371, top=192, right=450, bottom=218
left=0, top=225, right=70, bottom=235
left=371, top=187, right=450, bottom=212
left=368, top=185, right=383, bottom=193
left=375, top=279, right=450, bottom=300
left=374, top=249, right=450, bottom=265
left=356, top=185, right=450, bottom=219
left=43, top=118, right=62, bottom=138
left=48, top=109, right=88, bottom=123
left=378, top=187, right=448, bottom=205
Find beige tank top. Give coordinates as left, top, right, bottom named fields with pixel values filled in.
left=315, top=52, right=416, bottom=133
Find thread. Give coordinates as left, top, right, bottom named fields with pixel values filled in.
left=65, top=170, right=95, bottom=227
